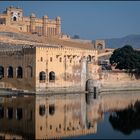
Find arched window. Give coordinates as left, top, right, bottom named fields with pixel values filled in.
left=87, top=55, right=92, bottom=62
left=7, top=66, right=13, bottom=78
left=40, top=57, right=43, bottom=62
left=39, top=71, right=46, bottom=82
left=49, top=104, right=55, bottom=115
left=39, top=105, right=46, bottom=116
left=17, top=66, right=23, bottom=78
left=26, top=66, right=33, bottom=78
left=49, top=71, right=55, bottom=82
left=0, top=106, right=4, bottom=119
left=0, top=66, right=4, bottom=79
left=59, top=57, right=62, bottom=62
left=13, top=16, right=17, bottom=21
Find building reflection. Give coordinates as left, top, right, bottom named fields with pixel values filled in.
left=0, top=93, right=103, bottom=139
left=0, top=92, right=140, bottom=139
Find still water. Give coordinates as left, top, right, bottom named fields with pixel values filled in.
left=0, top=92, right=140, bottom=139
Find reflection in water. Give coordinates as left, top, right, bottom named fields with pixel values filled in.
left=109, top=101, right=140, bottom=135
left=0, top=92, right=140, bottom=139
left=0, top=93, right=103, bottom=139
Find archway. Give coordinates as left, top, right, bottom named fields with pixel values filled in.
left=87, top=55, right=92, bottom=62
left=7, top=66, right=13, bottom=78
left=39, top=71, right=46, bottom=82
left=26, top=66, right=33, bottom=78
left=0, top=66, right=4, bottom=79
left=17, top=66, right=23, bottom=78
left=13, top=16, right=17, bottom=21
left=49, top=71, right=55, bottom=82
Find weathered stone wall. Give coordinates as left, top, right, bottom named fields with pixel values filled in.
left=100, top=71, right=140, bottom=92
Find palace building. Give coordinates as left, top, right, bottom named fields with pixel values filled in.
left=0, top=6, right=61, bottom=37
left=0, top=43, right=99, bottom=92
left=0, top=7, right=107, bottom=93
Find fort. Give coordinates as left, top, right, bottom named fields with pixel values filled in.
left=0, top=6, right=61, bottom=37
left=0, top=6, right=109, bottom=94
left=0, top=6, right=139, bottom=94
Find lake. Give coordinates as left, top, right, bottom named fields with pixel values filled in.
left=0, top=91, right=140, bottom=139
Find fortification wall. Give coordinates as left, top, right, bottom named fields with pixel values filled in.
left=100, top=71, right=140, bottom=92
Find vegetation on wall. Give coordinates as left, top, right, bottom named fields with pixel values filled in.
left=110, top=45, right=140, bottom=74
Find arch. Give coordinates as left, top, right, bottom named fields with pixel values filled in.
left=49, top=104, right=55, bottom=115
left=49, top=71, right=55, bottom=81
left=39, top=105, right=46, bottom=116
left=7, top=66, right=13, bottom=78
left=87, top=55, right=92, bottom=62
left=26, top=66, right=33, bottom=78
left=0, top=66, right=4, bottom=79
left=59, top=57, right=62, bottom=62
left=17, top=66, right=23, bottom=78
left=39, top=71, right=46, bottom=82
left=13, top=16, right=17, bottom=21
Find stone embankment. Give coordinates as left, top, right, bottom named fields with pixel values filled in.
left=99, top=71, right=140, bottom=94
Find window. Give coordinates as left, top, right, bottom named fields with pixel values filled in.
left=87, top=55, right=92, bottom=62
left=39, top=71, right=46, bottom=82
left=7, top=66, right=13, bottom=78
left=16, top=108, right=23, bottom=120
left=13, top=16, right=17, bottom=21
left=39, top=105, right=45, bottom=116
left=0, top=66, right=4, bottom=79
left=17, top=66, right=23, bottom=78
left=41, top=57, right=43, bottom=62
left=27, top=66, right=33, bottom=78
left=59, top=57, right=62, bottom=62
left=50, top=57, right=53, bottom=62
left=49, top=71, right=55, bottom=82
left=50, top=125, right=52, bottom=130
left=7, top=107, right=13, bottom=119
left=49, top=104, right=55, bottom=115
left=0, top=106, right=4, bottom=119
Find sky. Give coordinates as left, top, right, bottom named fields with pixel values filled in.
left=0, top=1, right=140, bottom=40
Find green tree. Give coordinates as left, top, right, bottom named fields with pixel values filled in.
left=110, top=45, right=140, bottom=73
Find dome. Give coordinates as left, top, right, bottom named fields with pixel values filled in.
left=56, top=16, right=61, bottom=21
left=30, top=13, right=36, bottom=18
left=43, top=15, right=48, bottom=19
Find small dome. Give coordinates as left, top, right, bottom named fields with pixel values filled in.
left=56, top=16, right=61, bottom=21
left=43, top=15, right=48, bottom=19
left=30, top=13, right=36, bottom=18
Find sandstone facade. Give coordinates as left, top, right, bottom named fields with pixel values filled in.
left=0, top=6, right=61, bottom=37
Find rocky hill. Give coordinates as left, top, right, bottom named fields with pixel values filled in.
left=0, top=25, right=94, bottom=50
left=105, top=34, right=140, bottom=48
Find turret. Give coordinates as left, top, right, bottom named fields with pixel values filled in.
left=30, top=13, right=36, bottom=33
left=56, top=16, right=61, bottom=36
left=42, top=15, right=48, bottom=36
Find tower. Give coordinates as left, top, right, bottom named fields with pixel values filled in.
left=30, top=13, right=36, bottom=33
left=42, top=15, right=48, bottom=36
left=6, top=6, right=23, bottom=22
left=56, top=16, right=61, bottom=36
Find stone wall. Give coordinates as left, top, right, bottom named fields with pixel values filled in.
left=100, top=71, right=140, bottom=92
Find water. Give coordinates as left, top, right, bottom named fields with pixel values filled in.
left=0, top=92, right=140, bottom=139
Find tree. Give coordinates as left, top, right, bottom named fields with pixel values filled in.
left=110, top=45, right=140, bottom=73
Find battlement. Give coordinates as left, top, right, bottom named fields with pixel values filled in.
left=0, top=6, right=61, bottom=37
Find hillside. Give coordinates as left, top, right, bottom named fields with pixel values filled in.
left=0, top=25, right=94, bottom=50
left=105, top=34, right=140, bottom=48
